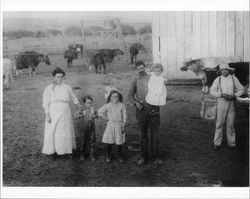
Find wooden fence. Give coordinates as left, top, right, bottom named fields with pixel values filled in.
left=3, top=34, right=152, bottom=58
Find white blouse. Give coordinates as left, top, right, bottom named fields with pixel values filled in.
left=145, top=73, right=167, bottom=106
left=42, top=83, right=79, bottom=114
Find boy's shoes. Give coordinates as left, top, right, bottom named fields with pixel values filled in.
left=106, top=155, right=111, bottom=163
left=118, top=155, right=125, bottom=163
left=68, top=154, right=73, bottom=160
left=52, top=153, right=58, bottom=161
left=90, top=155, right=96, bottom=162
left=228, top=146, right=236, bottom=150
left=213, top=145, right=220, bottom=150
left=79, top=154, right=85, bottom=161
left=153, top=158, right=164, bottom=165
left=128, top=145, right=141, bottom=152
left=137, top=157, right=147, bottom=165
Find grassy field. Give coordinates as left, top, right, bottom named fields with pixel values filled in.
left=2, top=51, right=249, bottom=187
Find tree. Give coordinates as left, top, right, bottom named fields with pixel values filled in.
left=4, top=30, right=35, bottom=39
left=35, top=30, right=46, bottom=38
left=120, top=24, right=137, bottom=36
left=84, top=26, right=104, bottom=36
left=46, top=29, right=62, bottom=36
left=65, top=25, right=82, bottom=36
left=138, top=24, right=152, bottom=35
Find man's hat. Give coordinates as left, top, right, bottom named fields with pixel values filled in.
left=218, top=63, right=235, bottom=72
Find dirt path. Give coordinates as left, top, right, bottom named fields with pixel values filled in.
left=2, top=56, right=249, bottom=187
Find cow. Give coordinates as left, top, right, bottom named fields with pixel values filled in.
left=15, top=51, right=51, bottom=76
left=90, top=49, right=124, bottom=74
left=129, top=43, right=146, bottom=64
left=98, top=49, right=124, bottom=63
left=3, top=58, right=15, bottom=89
left=64, top=47, right=81, bottom=67
left=180, top=56, right=243, bottom=93
left=68, top=43, right=84, bottom=58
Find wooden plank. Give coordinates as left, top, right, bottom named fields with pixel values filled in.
left=184, top=11, right=193, bottom=59
left=208, top=12, right=218, bottom=57
left=160, top=37, right=168, bottom=77
left=160, top=12, right=168, bottom=37
left=184, top=11, right=196, bottom=79
left=243, top=11, right=250, bottom=61
left=152, top=37, right=160, bottom=63
left=152, top=11, right=160, bottom=37
left=217, top=11, right=226, bottom=56
left=166, top=12, right=176, bottom=79
left=192, top=11, right=202, bottom=59
left=235, top=12, right=244, bottom=59
left=175, top=11, right=186, bottom=79
left=201, top=11, right=209, bottom=57
left=225, top=11, right=235, bottom=56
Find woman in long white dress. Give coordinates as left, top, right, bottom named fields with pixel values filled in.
left=42, top=67, right=81, bottom=159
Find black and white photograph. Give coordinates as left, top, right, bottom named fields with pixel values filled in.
left=1, top=0, right=249, bottom=198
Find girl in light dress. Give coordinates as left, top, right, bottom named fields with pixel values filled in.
left=98, top=90, right=127, bottom=163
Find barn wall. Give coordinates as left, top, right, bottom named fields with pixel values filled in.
left=152, top=11, right=250, bottom=80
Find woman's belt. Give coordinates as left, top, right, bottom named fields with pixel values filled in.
left=50, top=100, right=70, bottom=104
left=109, top=120, right=123, bottom=123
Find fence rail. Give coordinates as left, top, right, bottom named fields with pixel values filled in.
left=3, top=34, right=152, bottom=58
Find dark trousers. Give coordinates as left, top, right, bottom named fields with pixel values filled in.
left=77, top=120, right=96, bottom=156
left=136, top=102, right=160, bottom=159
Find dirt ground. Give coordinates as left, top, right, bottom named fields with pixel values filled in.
left=2, top=53, right=249, bottom=187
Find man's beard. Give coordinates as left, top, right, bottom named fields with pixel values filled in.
left=139, top=71, right=146, bottom=76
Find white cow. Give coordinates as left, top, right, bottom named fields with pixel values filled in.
left=181, top=55, right=243, bottom=93
left=3, top=58, right=14, bottom=89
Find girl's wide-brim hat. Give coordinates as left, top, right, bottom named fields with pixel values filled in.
left=218, top=63, right=235, bottom=72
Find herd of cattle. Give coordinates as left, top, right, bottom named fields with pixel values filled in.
left=2, top=43, right=249, bottom=97
left=2, top=43, right=145, bottom=89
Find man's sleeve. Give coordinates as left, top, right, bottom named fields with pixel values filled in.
left=234, top=76, right=244, bottom=97
left=210, top=77, right=221, bottom=98
left=127, top=77, right=137, bottom=105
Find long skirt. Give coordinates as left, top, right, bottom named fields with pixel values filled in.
left=42, top=102, right=76, bottom=155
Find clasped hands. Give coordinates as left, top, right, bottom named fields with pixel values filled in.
left=221, top=93, right=235, bottom=101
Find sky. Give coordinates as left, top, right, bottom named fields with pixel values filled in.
left=3, top=11, right=153, bottom=23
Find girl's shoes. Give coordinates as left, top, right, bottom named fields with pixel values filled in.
left=153, top=158, right=163, bottom=165
left=90, top=155, right=96, bottom=162
left=79, top=154, right=85, bottom=161
left=118, top=155, right=125, bottom=163
left=52, top=153, right=58, bottom=161
left=106, top=155, right=111, bottom=163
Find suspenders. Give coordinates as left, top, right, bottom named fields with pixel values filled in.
left=219, top=75, right=236, bottom=94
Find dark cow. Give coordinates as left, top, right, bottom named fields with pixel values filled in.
left=15, top=51, right=51, bottom=76
left=64, top=47, right=80, bottom=67
left=181, top=60, right=249, bottom=93
left=98, top=49, right=124, bottom=63
left=90, top=49, right=124, bottom=74
left=129, top=43, right=145, bottom=64
left=68, top=43, right=84, bottom=58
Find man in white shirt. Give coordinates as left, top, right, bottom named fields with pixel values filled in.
left=210, top=63, right=244, bottom=150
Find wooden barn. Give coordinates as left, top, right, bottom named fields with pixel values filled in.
left=152, top=11, right=250, bottom=80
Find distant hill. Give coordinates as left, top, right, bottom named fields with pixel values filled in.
left=3, top=17, right=79, bottom=32
left=3, top=17, right=151, bottom=32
